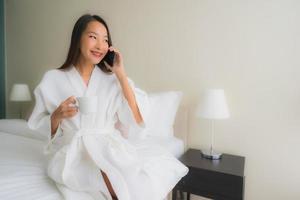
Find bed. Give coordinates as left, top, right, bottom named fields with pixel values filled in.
left=0, top=92, right=188, bottom=200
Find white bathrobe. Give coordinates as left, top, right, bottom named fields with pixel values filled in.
left=28, top=65, right=188, bottom=200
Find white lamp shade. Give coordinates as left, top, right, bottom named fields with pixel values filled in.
left=9, top=84, right=32, bottom=101
left=196, top=89, right=230, bottom=119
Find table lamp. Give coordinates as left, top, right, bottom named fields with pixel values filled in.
left=9, top=83, right=32, bottom=119
left=196, top=89, right=230, bottom=160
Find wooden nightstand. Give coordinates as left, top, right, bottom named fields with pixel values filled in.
left=173, top=149, right=245, bottom=200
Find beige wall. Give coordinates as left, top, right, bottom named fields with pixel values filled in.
left=5, top=0, right=300, bottom=199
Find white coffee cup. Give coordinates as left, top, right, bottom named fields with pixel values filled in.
left=76, top=96, right=98, bottom=114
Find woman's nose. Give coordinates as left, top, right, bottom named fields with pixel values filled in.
left=96, top=40, right=107, bottom=50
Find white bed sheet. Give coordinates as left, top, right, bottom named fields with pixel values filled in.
left=0, top=132, right=63, bottom=200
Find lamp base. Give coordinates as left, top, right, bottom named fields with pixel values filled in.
left=201, top=149, right=222, bottom=160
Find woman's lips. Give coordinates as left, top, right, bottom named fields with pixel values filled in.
left=91, top=50, right=102, bottom=58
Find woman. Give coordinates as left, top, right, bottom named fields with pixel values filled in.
left=28, top=14, right=188, bottom=200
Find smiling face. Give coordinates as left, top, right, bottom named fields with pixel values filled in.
left=78, top=20, right=109, bottom=66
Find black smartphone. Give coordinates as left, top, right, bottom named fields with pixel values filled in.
left=103, top=50, right=115, bottom=66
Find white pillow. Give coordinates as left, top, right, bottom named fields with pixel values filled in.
left=130, top=91, right=183, bottom=139
left=0, top=119, right=47, bottom=141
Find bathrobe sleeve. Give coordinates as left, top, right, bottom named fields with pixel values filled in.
left=115, top=78, right=150, bottom=132
left=27, top=83, right=62, bottom=152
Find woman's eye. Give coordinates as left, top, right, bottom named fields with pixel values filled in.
left=89, top=35, right=97, bottom=39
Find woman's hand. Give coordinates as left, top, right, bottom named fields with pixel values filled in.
left=104, top=46, right=126, bottom=79
left=50, top=96, right=78, bottom=135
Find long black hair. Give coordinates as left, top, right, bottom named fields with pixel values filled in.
left=58, top=14, right=113, bottom=73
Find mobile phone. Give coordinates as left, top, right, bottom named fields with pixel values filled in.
left=103, top=50, right=115, bottom=66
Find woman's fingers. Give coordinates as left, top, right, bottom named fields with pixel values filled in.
left=52, top=96, right=78, bottom=121
left=63, top=96, right=76, bottom=105
left=61, top=106, right=78, bottom=112
left=108, top=46, right=116, bottom=52
left=58, top=96, right=78, bottom=119
left=108, top=46, right=122, bottom=60
left=60, top=107, right=77, bottom=117
left=62, top=109, right=78, bottom=118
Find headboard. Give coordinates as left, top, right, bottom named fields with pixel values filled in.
left=174, top=105, right=188, bottom=151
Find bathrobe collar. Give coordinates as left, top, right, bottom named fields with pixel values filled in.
left=66, top=65, right=102, bottom=97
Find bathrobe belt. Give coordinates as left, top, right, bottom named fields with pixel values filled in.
left=44, top=127, right=115, bottom=154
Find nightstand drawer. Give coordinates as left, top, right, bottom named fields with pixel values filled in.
left=179, top=167, right=244, bottom=199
